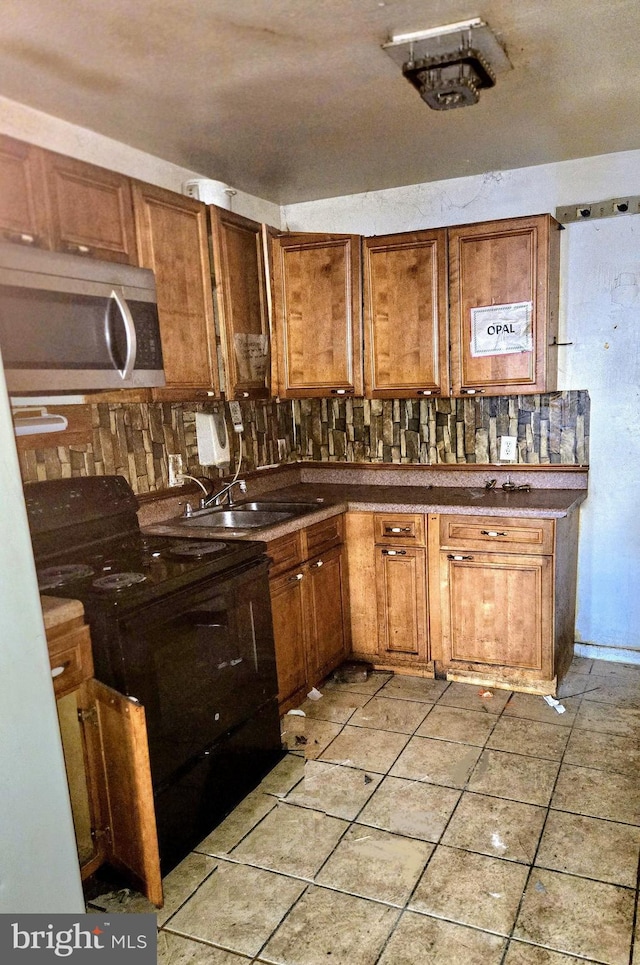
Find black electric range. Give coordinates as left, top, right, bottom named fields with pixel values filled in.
left=25, top=475, right=283, bottom=873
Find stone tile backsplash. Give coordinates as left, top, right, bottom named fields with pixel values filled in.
left=17, top=391, right=589, bottom=495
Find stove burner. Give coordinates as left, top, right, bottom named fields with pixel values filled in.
left=168, top=540, right=227, bottom=558
left=92, top=572, right=147, bottom=591
left=38, top=563, right=95, bottom=590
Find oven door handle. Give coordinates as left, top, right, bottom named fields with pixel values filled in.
left=182, top=610, right=228, bottom=628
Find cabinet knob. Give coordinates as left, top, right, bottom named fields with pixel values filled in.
left=480, top=530, right=507, bottom=537
left=330, top=388, right=354, bottom=395
left=64, top=242, right=92, bottom=255
left=313, top=559, right=324, bottom=568
left=417, top=389, right=439, bottom=396
left=51, top=662, right=70, bottom=678
left=447, top=554, right=473, bottom=561
left=382, top=549, right=407, bottom=556
left=289, top=572, right=304, bottom=583
left=460, top=388, right=485, bottom=395
left=3, top=229, right=39, bottom=246
left=385, top=526, right=411, bottom=534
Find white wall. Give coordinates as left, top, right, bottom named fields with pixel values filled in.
left=0, top=350, right=85, bottom=912
left=0, top=96, right=281, bottom=227
left=284, top=153, right=640, bottom=657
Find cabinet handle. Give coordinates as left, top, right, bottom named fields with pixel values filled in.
left=480, top=530, right=507, bottom=537
left=382, top=549, right=407, bottom=556
left=313, top=559, right=324, bottom=568
left=385, top=526, right=411, bottom=534
left=330, top=388, right=354, bottom=395
left=460, top=388, right=485, bottom=395
left=447, top=554, right=473, bottom=561
left=51, top=661, right=71, bottom=678
left=288, top=572, right=304, bottom=583
left=63, top=242, right=92, bottom=255
left=3, top=229, right=39, bottom=246
left=417, top=389, right=433, bottom=396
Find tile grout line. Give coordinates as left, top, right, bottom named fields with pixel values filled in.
left=372, top=684, right=508, bottom=963
left=498, top=679, right=595, bottom=965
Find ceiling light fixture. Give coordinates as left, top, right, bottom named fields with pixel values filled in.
left=382, top=19, right=510, bottom=111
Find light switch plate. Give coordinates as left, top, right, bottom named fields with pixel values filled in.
left=500, top=436, right=518, bottom=461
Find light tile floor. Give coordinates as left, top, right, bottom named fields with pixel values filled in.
left=88, top=657, right=640, bottom=965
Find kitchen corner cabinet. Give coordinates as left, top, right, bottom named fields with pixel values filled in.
left=210, top=206, right=270, bottom=399
left=346, top=512, right=433, bottom=674
left=448, top=214, right=560, bottom=396
left=0, top=135, right=137, bottom=264
left=133, top=182, right=220, bottom=398
left=436, top=512, right=579, bottom=693
left=45, top=601, right=162, bottom=906
left=268, top=515, right=349, bottom=711
left=270, top=233, right=363, bottom=398
left=363, top=230, right=449, bottom=398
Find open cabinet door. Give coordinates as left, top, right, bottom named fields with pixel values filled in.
left=84, top=679, right=163, bottom=907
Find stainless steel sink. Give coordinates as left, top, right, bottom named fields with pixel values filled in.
left=176, top=500, right=321, bottom=530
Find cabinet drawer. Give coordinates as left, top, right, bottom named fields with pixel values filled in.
left=47, top=624, right=93, bottom=698
left=440, top=515, right=554, bottom=555
left=267, top=531, right=304, bottom=577
left=303, top=514, right=344, bottom=558
left=374, top=513, right=425, bottom=546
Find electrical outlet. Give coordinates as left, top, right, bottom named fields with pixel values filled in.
left=500, top=436, right=518, bottom=461
left=168, top=454, right=184, bottom=487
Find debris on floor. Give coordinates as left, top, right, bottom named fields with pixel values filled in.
left=333, top=661, right=372, bottom=683
left=543, top=694, right=566, bottom=714
left=306, top=687, right=323, bottom=700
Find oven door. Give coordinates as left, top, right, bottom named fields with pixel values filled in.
left=114, top=558, right=277, bottom=790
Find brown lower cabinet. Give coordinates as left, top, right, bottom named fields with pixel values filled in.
left=347, top=512, right=433, bottom=675
left=347, top=509, right=580, bottom=693
left=436, top=512, right=579, bottom=692
left=45, top=601, right=162, bottom=907
left=268, top=515, right=350, bottom=711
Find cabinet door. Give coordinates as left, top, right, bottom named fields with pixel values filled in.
left=448, top=215, right=560, bottom=396
left=439, top=551, right=553, bottom=676
left=364, top=230, right=449, bottom=397
left=44, top=151, right=137, bottom=264
left=84, top=679, right=163, bottom=907
left=210, top=206, right=270, bottom=399
left=271, top=233, right=363, bottom=397
left=306, top=545, right=348, bottom=681
left=270, top=568, right=308, bottom=708
left=375, top=545, right=429, bottom=663
left=0, top=135, right=51, bottom=249
left=133, top=182, right=220, bottom=395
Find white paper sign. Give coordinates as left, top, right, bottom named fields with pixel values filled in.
left=470, top=301, right=533, bottom=357
left=234, top=332, right=269, bottom=380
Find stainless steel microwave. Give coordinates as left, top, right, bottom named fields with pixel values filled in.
left=0, top=243, right=165, bottom=392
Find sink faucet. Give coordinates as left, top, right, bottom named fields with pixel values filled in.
left=201, top=478, right=247, bottom=509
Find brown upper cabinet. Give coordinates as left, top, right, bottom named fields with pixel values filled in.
left=448, top=214, right=560, bottom=396
left=0, top=135, right=137, bottom=264
left=132, top=182, right=220, bottom=398
left=210, top=206, right=270, bottom=399
left=0, top=134, right=51, bottom=248
left=363, top=229, right=449, bottom=398
left=270, top=233, right=363, bottom=397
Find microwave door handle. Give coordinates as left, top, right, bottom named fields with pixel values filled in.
left=106, top=288, right=137, bottom=380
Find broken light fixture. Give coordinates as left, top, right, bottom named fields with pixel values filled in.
left=382, top=19, right=510, bottom=111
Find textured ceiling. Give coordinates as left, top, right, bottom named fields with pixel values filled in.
left=1, top=0, right=639, bottom=203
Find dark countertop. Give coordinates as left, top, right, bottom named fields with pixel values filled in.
left=142, top=481, right=587, bottom=544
